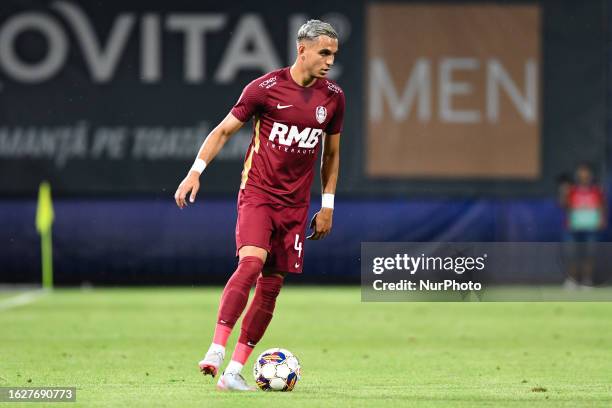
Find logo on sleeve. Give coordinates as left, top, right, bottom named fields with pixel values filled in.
left=325, top=80, right=342, bottom=94
left=259, top=76, right=277, bottom=89
left=315, top=106, right=327, bottom=124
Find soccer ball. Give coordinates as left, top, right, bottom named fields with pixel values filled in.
left=253, top=348, right=301, bottom=391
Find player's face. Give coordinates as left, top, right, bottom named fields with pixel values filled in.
left=302, top=36, right=339, bottom=78
left=576, top=166, right=593, bottom=185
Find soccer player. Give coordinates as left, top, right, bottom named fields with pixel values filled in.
left=174, top=20, right=344, bottom=391
left=559, top=163, right=607, bottom=288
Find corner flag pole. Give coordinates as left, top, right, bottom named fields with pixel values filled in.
left=36, top=181, right=54, bottom=290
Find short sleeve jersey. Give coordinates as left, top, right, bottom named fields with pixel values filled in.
left=566, top=185, right=605, bottom=231
left=230, top=67, right=345, bottom=207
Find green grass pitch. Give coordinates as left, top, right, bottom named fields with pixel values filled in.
left=1, top=287, right=611, bottom=407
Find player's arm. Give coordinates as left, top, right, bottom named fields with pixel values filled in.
left=558, top=181, right=570, bottom=208
left=174, top=113, right=244, bottom=209
left=308, top=132, right=340, bottom=240
left=600, top=187, right=608, bottom=230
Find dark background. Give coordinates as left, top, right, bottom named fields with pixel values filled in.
left=0, top=0, right=609, bottom=284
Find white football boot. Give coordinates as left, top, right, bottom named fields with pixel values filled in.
left=198, top=349, right=225, bottom=377
left=216, top=372, right=256, bottom=391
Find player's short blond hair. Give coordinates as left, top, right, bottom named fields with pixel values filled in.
left=296, top=20, right=338, bottom=43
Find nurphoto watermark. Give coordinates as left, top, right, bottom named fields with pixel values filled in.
left=361, top=242, right=612, bottom=302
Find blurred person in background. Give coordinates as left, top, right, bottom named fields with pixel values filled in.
left=558, top=163, right=607, bottom=288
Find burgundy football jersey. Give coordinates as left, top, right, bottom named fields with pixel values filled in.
left=230, top=67, right=345, bottom=207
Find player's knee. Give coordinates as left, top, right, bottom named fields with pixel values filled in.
left=231, top=256, right=264, bottom=285
left=238, top=245, right=268, bottom=263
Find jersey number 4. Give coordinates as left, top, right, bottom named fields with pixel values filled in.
left=294, top=234, right=303, bottom=258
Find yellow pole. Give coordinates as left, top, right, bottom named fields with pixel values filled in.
left=41, top=231, right=53, bottom=289
left=36, top=181, right=54, bottom=290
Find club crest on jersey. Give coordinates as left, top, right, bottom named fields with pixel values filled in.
left=315, top=106, right=327, bottom=124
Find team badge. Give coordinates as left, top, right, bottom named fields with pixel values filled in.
left=315, top=106, right=327, bottom=124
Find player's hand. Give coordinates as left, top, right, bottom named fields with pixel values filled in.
left=174, top=172, right=200, bottom=209
left=307, top=208, right=333, bottom=240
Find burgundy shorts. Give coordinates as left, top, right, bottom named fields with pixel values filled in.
left=235, top=190, right=309, bottom=273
